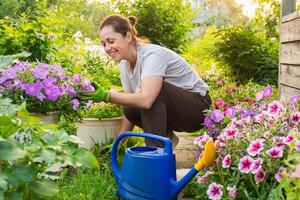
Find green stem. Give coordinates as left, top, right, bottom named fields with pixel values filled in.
left=248, top=174, right=260, bottom=198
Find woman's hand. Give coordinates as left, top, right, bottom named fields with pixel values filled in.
left=78, top=82, right=110, bottom=103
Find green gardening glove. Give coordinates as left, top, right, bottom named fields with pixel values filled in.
left=78, top=82, right=110, bottom=103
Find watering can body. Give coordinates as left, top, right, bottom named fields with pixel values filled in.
left=111, top=132, right=215, bottom=200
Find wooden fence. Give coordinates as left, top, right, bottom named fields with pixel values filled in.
left=279, top=0, right=300, bottom=101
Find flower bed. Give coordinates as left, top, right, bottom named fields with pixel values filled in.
left=193, top=86, right=300, bottom=199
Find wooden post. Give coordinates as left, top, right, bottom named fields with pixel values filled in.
left=281, top=0, right=296, bottom=16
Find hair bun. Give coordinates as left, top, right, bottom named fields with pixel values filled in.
left=128, top=16, right=137, bottom=27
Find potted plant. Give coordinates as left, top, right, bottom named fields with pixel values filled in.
left=76, top=101, right=123, bottom=149
left=0, top=61, right=94, bottom=124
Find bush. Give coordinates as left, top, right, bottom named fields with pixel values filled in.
left=213, top=25, right=279, bottom=85
left=115, top=0, right=194, bottom=53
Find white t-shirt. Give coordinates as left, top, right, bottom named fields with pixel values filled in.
left=119, top=44, right=209, bottom=96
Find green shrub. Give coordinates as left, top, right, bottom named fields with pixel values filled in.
left=213, top=25, right=279, bottom=85
left=115, top=0, right=195, bottom=53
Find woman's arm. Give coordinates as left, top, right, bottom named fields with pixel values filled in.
left=109, top=76, right=163, bottom=109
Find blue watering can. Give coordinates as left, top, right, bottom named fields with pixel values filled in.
left=111, top=132, right=216, bottom=200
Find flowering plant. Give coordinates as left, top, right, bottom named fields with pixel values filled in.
left=193, top=86, right=300, bottom=199
left=0, top=61, right=95, bottom=117
left=81, top=101, right=122, bottom=120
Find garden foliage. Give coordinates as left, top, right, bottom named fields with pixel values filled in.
left=213, top=25, right=279, bottom=85
left=0, top=97, right=99, bottom=199
left=115, top=0, right=194, bottom=53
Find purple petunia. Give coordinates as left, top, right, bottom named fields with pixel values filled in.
left=290, top=95, right=300, bottom=106
left=71, top=99, right=80, bottom=110
left=210, top=110, right=224, bottom=123
left=262, top=85, right=273, bottom=98
left=33, top=63, right=49, bottom=79
left=72, top=74, right=82, bottom=84
left=22, top=82, right=43, bottom=97
left=44, top=85, right=62, bottom=101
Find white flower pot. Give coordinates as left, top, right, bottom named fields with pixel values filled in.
left=76, top=117, right=122, bottom=149
left=30, top=112, right=59, bottom=125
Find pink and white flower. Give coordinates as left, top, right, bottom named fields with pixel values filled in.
left=255, top=92, right=264, bottom=101
left=254, top=169, right=266, bottom=184
left=266, top=101, right=284, bottom=117
left=223, top=127, right=239, bottom=139
left=247, top=139, right=265, bottom=156
left=295, top=140, right=300, bottom=152
left=207, top=182, right=223, bottom=200
left=227, top=186, right=237, bottom=199
left=294, top=164, right=300, bottom=178
left=238, top=156, right=254, bottom=174
left=266, top=146, right=283, bottom=158
left=290, top=112, right=300, bottom=124
left=275, top=167, right=285, bottom=182
left=197, top=171, right=211, bottom=184
left=251, top=158, right=263, bottom=174
left=222, top=154, right=231, bottom=168
left=254, top=113, right=265, bottom=124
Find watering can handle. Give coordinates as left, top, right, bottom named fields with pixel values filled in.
left=111, top=131, right=173, bottom=182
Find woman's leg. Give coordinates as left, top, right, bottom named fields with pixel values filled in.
left=123, top=82, right=212, bottom=147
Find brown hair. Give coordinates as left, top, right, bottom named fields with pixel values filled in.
left=99, top=14, right=149, bottom=46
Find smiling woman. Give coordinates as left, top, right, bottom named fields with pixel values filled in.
left=80, top=14, right=212, bottom=147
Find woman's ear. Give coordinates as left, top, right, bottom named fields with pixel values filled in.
left=126, top=32, right=133, bottom=43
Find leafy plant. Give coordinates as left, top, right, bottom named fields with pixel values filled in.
left=0, top=97, right=99, bottom=199
left=81, top=102, right=122, bottom=120
left=213, top=25, right=279, bottom=85
left=115, top=0, right=195, bottom=53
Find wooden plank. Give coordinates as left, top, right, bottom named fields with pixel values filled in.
left=281, top=16, right=300, bottom=42
left=280, top=42, right=300, bottom=65
left=281, top=0, right=296, bottom=17
left=279, top=64, right=300, bottom=89
left=282, top=9, right=300, bottom=22
left=280, top=84, right=300, bottom=102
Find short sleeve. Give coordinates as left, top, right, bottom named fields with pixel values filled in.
left=119, top=64, right=133, bottom=92
left=141, top=52, right=167, bottom=79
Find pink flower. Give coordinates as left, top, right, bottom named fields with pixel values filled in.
left=251, top=158, right=263, bottom=174
left=207, top=182, right=223, bottom=200
left=223, top=127, right=239, bottom=139
left=267, top=101, right=284, bottom=117
left=254, top=169, right=266, bottom=184
left=285, top=135, right=294, bottom=144
left=295, top=140, right=300, bottom=152
left=227, top=186, right=237, bottom=199
left=215, top=98, right=225, bottom=108
left=255, top=92, right=264, bottom=101
left=275, top=167, right=285, bottom=182
left=254, top=113, right=265, bottom=123
left=197, top=172, right=211, bottom=184
left=290, top=112, right=300, bottom=124
left=294, top=164, right=300, bottom=178
left=222, top=154, right=231, bottom=168
left=266, top=146, right=283, bottom=158
left=98, top=101, right=106, bottom=108
left=238, top=156, right=254, bottom=174
left=247, top=139, right=264, bottom=156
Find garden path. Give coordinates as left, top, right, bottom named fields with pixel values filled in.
left=174, top=132, right=198, bottom=200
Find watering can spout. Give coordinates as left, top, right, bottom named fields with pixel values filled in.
left=170, top=140, right=216, bottom=198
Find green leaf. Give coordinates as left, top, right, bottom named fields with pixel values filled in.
left=67, top=135, right=83, bottom=144
left=0, top=190, right=3, bottom=200
left=73, top=148, right=99, bottom=169
left=40, top=149, right=56, bottom=164
left=0, top=116, right=18, bottom=138
left=0, top=178, right=7, bottom=191
left=11, top=164, right=37, bottom=182
left=0, top=138, right=25, bottom=160
left=5, top=191, right=22, bottom=200
left=0, top=52, right=31, bottom=69
left=29, top=180, right=59, bottom=197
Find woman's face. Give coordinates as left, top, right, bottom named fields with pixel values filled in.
left=99, top=25, right=132, bottom=61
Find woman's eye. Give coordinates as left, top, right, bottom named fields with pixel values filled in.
left=108, top=40, right=114, bottom=44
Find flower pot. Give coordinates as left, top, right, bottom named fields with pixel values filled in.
left=29, top=112, right=59, bottom=125
left=76, top=117, right=122, bottom=149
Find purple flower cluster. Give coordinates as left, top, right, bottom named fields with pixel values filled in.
left=0, top=61, right=94, bottom=112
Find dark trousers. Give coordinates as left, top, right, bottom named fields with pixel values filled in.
left=123, top=82, right=212, bottom=146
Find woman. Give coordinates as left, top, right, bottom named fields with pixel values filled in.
left=81, top=14, right=212, bottom=147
